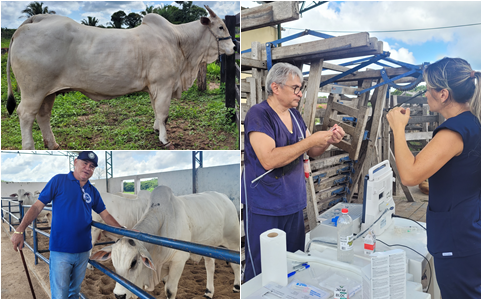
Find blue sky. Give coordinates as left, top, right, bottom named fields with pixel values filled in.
left=1, top=1, right=240, bottom=29
left=1, top=151, right=240, bottom=182
left=242, top=1, right=481, bottom=70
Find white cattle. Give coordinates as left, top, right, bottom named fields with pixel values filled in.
left=6, top=6, right=234, bottom=150
left=92, top=190, right=152, bottom=246
left=9, top=189, right=51, bottom=236
left=91, top=185, right=240, bottom=299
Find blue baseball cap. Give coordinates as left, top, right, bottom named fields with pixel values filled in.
left=77, top=151, right=98, bottom=167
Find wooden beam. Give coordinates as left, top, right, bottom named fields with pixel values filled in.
left=310, top=154, right=350, bottom=170
left=241, top=58, right=267, bottom=71
left=322, top=62, right=359, bottom=74
left=319, top=84, right=359, bottom=95
left=241, top=1, right=299, bottom=31
left=336, top=76, right=419, bottom=87
left=259, top=32, right=374, bottom=62
left=389, top=149, right=415, bottom=202
left=302, top=59, right=324, bottom=133
left=301, top=59, right=325, bottom=231
left=405, top=132, right=433, bottom=140
left=319, top=66, right=418, bottom=83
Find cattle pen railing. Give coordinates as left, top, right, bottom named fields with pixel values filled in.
left=1, top=198, right=241, bottom=299
left=1, top=198, right=53, bottom=265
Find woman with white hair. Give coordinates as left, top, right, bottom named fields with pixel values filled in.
left=241, top=62, right=345, bottom=283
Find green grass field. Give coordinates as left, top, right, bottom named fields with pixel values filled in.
left=1, top=51, right=238, bottom=150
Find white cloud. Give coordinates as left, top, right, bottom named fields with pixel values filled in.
left=1, top=154, right=68, bottom=182
left=382, top=42, right=416, bottom=65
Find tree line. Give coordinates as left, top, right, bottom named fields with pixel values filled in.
left=123, top=179, right=158, bottom=192
left=14, top=1, right=207, bottom=29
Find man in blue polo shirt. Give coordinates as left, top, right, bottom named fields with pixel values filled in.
left=11, top=151, right=124, bottom=299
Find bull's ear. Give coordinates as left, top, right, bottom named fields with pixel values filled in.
left=90, top=246, right=112, bottom=261
left=141, top=255, right=156, bottom=271
left=10, top=193, right=18, bottom=197
left=138, top=245, right=156, bottom=271
left=200, top=17, right=210, bottom=26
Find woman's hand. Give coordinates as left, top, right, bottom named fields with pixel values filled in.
left=386, top=107, right=410, bottom=132
left=327, top=124, right=345, bottom=144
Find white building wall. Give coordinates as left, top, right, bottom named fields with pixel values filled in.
left=2, top=164, right=240, bottom=212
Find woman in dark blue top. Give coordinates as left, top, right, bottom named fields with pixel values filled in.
left=387, top=57, right=481, bottom=299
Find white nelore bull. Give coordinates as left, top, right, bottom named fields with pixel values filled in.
left=88, top=191, right=152, bottom=270
left=6, top=6, right=234, bottom=150
left=91, top=186, right=240, bottom=299
left=10, top=189, right=51, bottom=236
left=92, top=191, right=152, bottom=245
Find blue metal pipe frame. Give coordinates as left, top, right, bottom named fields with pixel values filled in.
left=92, top=221, right=240, bottom=264
left=89, top=260, right=155, bottom=299
left=3, top=199, right=240, bottom=299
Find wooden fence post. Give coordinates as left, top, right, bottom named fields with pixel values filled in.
left=225, top=15, right=237, bottom=122
left=197, top=61, right=207, bottom=91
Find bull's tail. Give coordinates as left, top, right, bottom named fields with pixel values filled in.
left=6, top=37, right=16, bottom=115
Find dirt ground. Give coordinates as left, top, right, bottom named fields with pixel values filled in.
left=2, top=222, right=239, bottom=299
left=1, top=226, right=49, bottom=299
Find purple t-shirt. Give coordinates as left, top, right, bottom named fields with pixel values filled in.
left=242, top=100, right=307, bottom=216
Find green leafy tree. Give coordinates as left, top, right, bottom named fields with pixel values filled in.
left=141, top=5, right=155, bottom=16
left=124, top=12, right=142, bottom=28
left=175, top=1, right=207, bottom=23
left=154, top=2, right=206, bottom=24
left=109, top=10, right=126, bottom=28
left=391, top=84, right=427, bottom=96
left=81, top=16, right=99, bottom=27
left=153, top=5, right=180, bottom=23
left=20, top=1, right=56, bottom=18
left=140, top=179, right=157, bottom=191
left=123, top=182, right=134, bottom=192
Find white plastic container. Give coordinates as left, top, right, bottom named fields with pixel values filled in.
left=364, top=230, right=376, bottom=255
left=337, top=208, right=354, bottom=263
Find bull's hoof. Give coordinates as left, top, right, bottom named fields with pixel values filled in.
left=49, top=143, right=60, bottom=150
left=233, top=285, right=240, bottom=293
left=161, top=142, right=175, bottom=150
left=204, top=289, right=213, bottom=299
left=115, top=294, right=126, bottom=299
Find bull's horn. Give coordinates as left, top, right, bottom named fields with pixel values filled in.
left=204, top=5, right=217, bottom=18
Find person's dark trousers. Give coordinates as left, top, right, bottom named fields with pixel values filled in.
left=434, top=253, right=481, bottom=299
left=243, top=209, right=305, bottom=283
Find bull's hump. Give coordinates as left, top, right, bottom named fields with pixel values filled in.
left=142, top=14, right=174, bottom=29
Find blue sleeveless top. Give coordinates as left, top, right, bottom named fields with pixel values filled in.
left=426, top=111, right=481, bottom=258
left=242, top=100, right=307, bottom=216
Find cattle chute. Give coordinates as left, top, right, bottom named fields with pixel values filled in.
left=1, top=199, right=240, bottom=299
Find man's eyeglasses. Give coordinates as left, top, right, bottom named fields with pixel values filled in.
left=81, top=187, right=92, bottom=203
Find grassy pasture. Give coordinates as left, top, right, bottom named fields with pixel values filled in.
left=1, top=50, right=238, bottom=150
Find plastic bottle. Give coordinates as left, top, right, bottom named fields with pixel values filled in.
left=337, top=208, right=354, bottom=263
left=364, top=230, right=376, bottom=255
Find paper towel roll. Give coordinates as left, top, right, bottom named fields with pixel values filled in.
left=260, top=228, right=288, bottom=287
